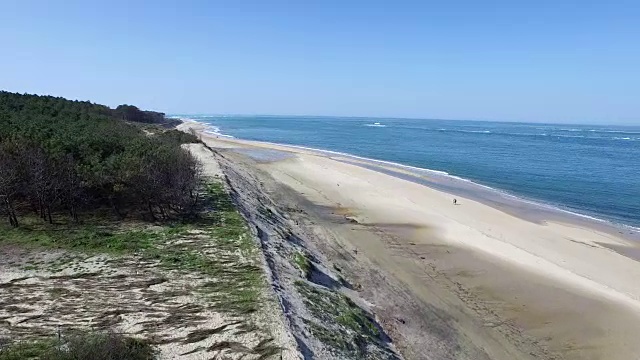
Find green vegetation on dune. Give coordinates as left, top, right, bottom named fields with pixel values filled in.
left=0, top=180, right=265, bottom=316
left=294, top=280, right=394, bottom=358
left=292, top=251, right=312, bottom=279
left=295, top=281, right=380, bottom=340
left=150, top=182, right=265, bottom=314
left=0, top=221, right=157, bottom=255
left=0, top=332, right=155, bottom=360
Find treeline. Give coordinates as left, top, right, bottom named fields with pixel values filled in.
left=0, top=91, right=201, bottom=227
left=114, top=104, right=168, bottom=124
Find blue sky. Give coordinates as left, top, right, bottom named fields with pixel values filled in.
left=1, top=1, right=639, bottom=124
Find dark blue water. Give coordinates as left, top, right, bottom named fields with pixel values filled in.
left=177, top=115, right=640, bottom=229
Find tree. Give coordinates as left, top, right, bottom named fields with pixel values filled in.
left=24, top=146, right=58, bottom=223
left=0, top=141, right=25, bottom=227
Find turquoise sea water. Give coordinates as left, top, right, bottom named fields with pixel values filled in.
left=176, top=115, right=640, bottom=229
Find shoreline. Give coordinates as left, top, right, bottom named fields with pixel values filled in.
left=177, top=119, right=640, bottom=239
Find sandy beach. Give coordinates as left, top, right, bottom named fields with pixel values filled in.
left=179, top=121, right=640, bottom=359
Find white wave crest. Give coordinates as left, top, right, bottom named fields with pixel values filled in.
left=175, top=117, right=235, bottom=139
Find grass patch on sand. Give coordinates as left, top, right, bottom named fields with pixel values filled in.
left=295, top=281, right=379, bottom=339
left=0, top=332, right=156, bottom=360
left=295, top=280, right=394, bottom=358
left=0, top=222, right=158, bottom=255
left=149, top=182, right=264, bottom=314
left=141, top=182, right=265, bottom=315
left=147, top=243, right=263, bottom=315
left=292, top=251, right=312, bottom=278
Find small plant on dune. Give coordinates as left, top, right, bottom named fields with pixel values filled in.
left=0, top=332, right=156, bottom=360
left=292, top=251, right=312, bottom=279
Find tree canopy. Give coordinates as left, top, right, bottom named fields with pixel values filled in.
left=0, top=91, right=200, bottom=226
left=113, top=104, right=167, bottom=124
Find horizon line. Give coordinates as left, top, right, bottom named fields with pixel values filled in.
left=167, top=113, right=640, bottom=127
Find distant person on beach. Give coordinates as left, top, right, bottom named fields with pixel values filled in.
left=453, top=198, right=457, bottom=205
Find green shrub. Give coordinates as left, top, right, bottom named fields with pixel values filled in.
left=0, top=333, right=156, bottom=360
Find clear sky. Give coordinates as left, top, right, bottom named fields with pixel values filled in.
left=1, top=1, right=639, bottom=124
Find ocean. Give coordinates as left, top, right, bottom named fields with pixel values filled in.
left=175, top=115, right=640, bottom=230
